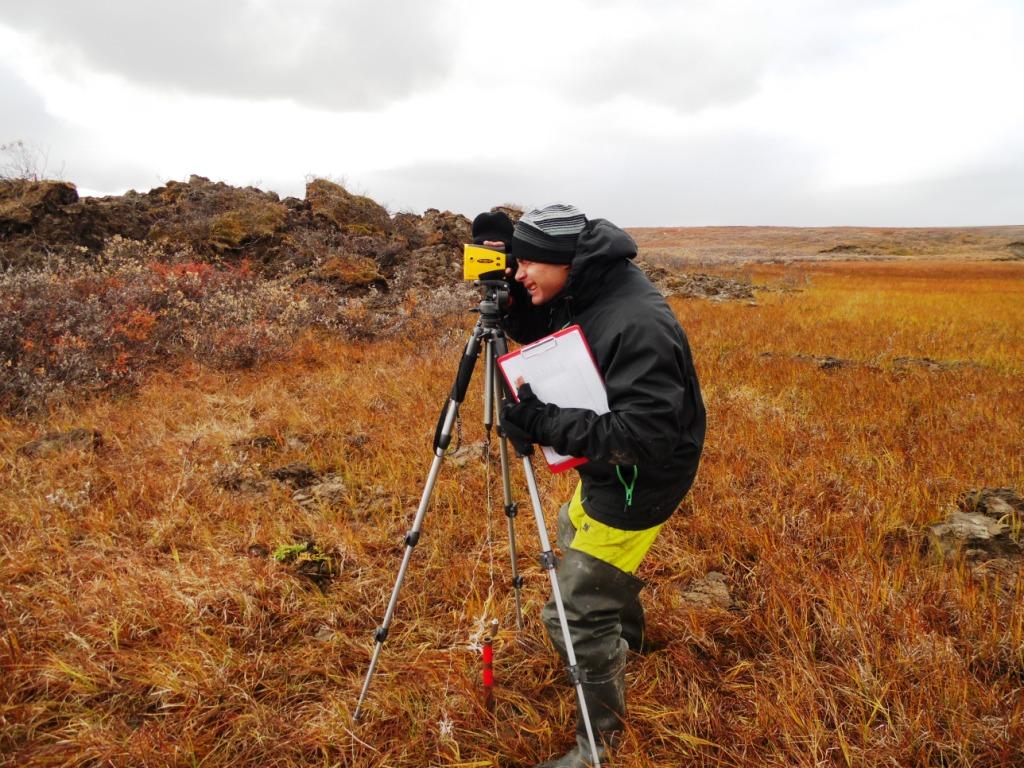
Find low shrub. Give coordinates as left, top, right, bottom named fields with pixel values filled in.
left=0, top=237, right=350, bottom=411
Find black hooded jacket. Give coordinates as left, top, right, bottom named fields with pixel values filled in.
left=502, top=219, right=706, bottom=530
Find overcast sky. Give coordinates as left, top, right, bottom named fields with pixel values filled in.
left=1, top=0, right=1022, bottom=226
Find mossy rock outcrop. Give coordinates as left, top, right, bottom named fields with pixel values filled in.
left=147, top=175, right=289, bottom=255
left=0, top=180, right=79, bottom=235
left=207, top=203, right=288, bottom=251
left=0, top=175, right=479, bottom=304
left=420, top=208, right=471, bottom=248
left=306, top=179, right=392, bottom=236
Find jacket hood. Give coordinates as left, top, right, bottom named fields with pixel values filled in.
left=564, top=219, right=638, bottom=310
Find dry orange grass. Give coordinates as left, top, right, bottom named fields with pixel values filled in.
left=1, top=261, right=1022, bottom=767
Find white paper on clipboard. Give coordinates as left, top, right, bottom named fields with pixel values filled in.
left=497, top=324, right=608, bottom=472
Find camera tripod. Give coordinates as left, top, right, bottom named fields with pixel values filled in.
left=353, top=280, right=604, bottom=766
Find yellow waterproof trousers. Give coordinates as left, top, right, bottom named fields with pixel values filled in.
left=563, top=482, right=662, bottom=574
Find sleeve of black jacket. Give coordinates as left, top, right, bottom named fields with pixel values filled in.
left=528, top=319, right=691, bottom=465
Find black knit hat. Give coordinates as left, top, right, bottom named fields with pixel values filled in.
left=471, top=211, right=515, bottom=245
left=510, top=203, right=587, bottom=265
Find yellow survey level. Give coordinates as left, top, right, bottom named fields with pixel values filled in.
left=463, top=243, right=507, bottom=280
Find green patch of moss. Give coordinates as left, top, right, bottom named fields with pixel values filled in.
left=272, top=541, right=338, bottom=589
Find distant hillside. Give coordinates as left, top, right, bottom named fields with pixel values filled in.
left=630, top=225, right=1024, bottom=266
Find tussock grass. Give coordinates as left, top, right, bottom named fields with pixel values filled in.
left=1, top=261, right=1022, bottom=766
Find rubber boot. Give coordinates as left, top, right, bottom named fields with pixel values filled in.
left=538, top=548, right=642, bottom=767
left=554, top=503, right=652, bottom=654
left=619, top=596, right=647, bottom=654
left=534, top=644, right=627, bottom=767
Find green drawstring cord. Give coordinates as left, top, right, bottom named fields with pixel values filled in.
left=616, top=465, right=638, bottom=507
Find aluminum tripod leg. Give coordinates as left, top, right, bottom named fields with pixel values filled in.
left=520, top=459, right=602, bottom=766
left=482, top=338, right=524, bottom=629
left=353, top=399, right=459, bottom=722
left=486, top=330, right=603, bottom=767
left=353, top=322, right=484, bottom=722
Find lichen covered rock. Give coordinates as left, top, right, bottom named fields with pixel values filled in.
left=927, top=488, right=1023, bottom=563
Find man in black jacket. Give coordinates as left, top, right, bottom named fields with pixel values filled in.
left=490, top=203, right=706, bottom=767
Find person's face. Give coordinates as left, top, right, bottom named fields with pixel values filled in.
left=515, top=259, right=570, bottom=305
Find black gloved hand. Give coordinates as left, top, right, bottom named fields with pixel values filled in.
left=499, top=418, right=534, bottom=456
left=500, top=383, right=546, bottom=456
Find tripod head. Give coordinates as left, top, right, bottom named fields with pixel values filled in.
left=473, top=278, right=512, bottom=322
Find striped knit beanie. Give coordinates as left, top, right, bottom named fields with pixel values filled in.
left=510, top=203, right=587, bottom=265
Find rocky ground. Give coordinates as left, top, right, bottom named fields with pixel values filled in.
left=927, top=488, right=1024, bottom=591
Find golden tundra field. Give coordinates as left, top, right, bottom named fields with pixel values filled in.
left=2, top=255, right=1023, bottom=767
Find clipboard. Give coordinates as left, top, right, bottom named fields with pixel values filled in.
left=497, top=324, right=608, bottom=473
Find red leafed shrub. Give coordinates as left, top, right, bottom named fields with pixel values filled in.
left=0, top=239, right=349, bottom=411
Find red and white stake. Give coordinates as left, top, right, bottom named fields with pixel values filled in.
left=482, top=618, right=498, bottom=710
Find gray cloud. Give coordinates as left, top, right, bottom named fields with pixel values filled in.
left=561, top=1, right=898, bottom=113
left=570, top=29, right=763, bottom=113
left=4, top=1, right=1019, bottom=224
left=0, top=1, right=456, bottom=110
left=1, top=61, right=173, bottom=191
left=365, top=129, right=1024, bottom=227
left=0, top=61, right=74, bottom=179
left=0, top=61, right=57, bottom=142
left=361, top=162, right=538, bottom=218
left=818, top=165, right=1024, bottom=227
left=359, top=130, right=822, bottom=226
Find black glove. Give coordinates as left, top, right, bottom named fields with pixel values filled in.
left=500, top=383, right=546, bottom=456
left=500, top=418, right=534, bottom=456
